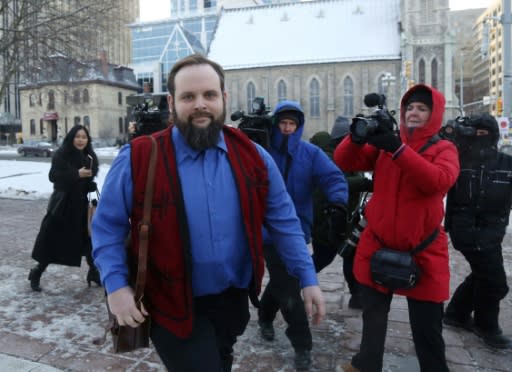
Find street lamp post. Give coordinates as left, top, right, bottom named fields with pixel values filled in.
left=382, top=72, right=396, bottom=108
left=502, top=0, right=512, bottom=119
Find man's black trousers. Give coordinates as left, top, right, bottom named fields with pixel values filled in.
left=150, top=287, right=250, bottom=372
left=445, top=243, right=509, bottom=332
left=258, top=244, right=312, bottom=352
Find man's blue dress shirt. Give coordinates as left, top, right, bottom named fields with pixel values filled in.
left=92, top=127, right=318, bottom=296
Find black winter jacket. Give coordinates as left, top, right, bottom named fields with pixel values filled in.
left=32, top=147, right=98, bottom=266
left=445, top=150, right=512, bottom=249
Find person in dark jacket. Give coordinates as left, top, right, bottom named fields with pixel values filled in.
left=335, top=85, right=459, bottom=372
left=29, top=125, right=100, bottom=291
left=444, top=113, right=512, bottom=349
left=310, top=116, right=373, bottom=309
left=258, top=101, right=348, bottom=370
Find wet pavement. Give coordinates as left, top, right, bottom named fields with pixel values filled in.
left=0, top=197, right=511, bottom=371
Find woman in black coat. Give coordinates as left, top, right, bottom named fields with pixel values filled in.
left=29, top=125, right=100, bottom=291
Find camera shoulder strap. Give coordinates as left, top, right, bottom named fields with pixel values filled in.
left=418, top=134, right=440, bottom=154
left=410, top=228, right=439, bottom=256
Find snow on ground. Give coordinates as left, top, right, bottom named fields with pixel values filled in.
left=0, top=146, right=116, bottom=200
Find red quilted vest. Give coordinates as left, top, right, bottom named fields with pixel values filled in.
left=129, top=126, right=268, bottom=338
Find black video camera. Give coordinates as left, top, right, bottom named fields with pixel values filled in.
left=126, top=94, right=169, bottom=138
left=439, top=116, right=476, bottom=142
left=231, top=97, right=273, bottom=148
left=351, top=93, right=397, bottom=144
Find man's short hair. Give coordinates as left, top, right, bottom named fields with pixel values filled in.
left=167, top=54, right=225, bottom=97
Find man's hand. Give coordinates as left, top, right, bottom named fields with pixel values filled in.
left=107, top=286, right=149, bottom=328
left=302, top=285, right=326, bottom=325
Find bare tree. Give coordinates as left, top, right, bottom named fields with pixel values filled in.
left=0, top=0, right=124, bottom=102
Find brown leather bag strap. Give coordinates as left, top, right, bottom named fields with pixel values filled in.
left=133, top=136, right=157, bottom=302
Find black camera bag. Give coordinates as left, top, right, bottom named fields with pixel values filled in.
left=370, top=229, right=439, bottom=290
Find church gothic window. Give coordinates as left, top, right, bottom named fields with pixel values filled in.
left=310, top=78, right=320, bottom=117
left=277, top=80, right=287, bottom=102
left=419, top=59, right=426, bottom=84
left=431, top=59, right=438, bottom=88
left=246, top=82, right=255, bottom=112
left=343, top=76, right=354, bottom=116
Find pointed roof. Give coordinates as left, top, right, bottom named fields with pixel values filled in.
left=159, top=24, right=206, bottom=63
left=208, top=0, right=401, bottom=70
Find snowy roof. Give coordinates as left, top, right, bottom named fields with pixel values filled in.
left=208, top=0, right=401, bottom=70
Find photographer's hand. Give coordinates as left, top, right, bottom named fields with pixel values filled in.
left=367, top=131, right=402, bottom=153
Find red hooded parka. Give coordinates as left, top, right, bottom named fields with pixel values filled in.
left=334, top=85, right=460, bottom=302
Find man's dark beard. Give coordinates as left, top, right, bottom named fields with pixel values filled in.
left=174, top=110, right=225, bottom=151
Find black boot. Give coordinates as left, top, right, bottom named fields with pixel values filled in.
left=474, top=327, right=512, bottom=349
left=294, top=349, right=312, bottom=371
left=28, top=263, right=47, bottom=292
left=85, top=247, right=101, bottom=288
left=86, top=267, right=101, bottom=287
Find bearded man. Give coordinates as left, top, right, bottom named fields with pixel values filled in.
left=91, top=54, right=325, bottom=372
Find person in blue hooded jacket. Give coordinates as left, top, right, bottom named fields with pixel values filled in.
left=258, top=100, right=348, bottom=370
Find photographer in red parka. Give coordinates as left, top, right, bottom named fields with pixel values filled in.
left=444, top=113, right=512, bottom=349
left=334, top=84, right=459, bottom=372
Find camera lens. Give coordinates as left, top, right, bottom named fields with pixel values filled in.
left=352, top=118, right=370, bottom=139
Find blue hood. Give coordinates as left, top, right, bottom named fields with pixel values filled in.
left=271, top=100, right=305, bottom=153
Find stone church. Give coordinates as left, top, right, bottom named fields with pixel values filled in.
left=207, top=0, right=457, bottom=138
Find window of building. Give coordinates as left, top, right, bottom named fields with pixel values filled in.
left=84, top=116, right=90, bottom=131
left=48, top=90, right=55, bottom=110
left=118, top=92, right=123, bottom=105
left=74, top=116, right=81, bottom=126
left=65, top=118, right=68, bottom=134
left=38, top=93, right=42, bottom=106
left=422, top=0, right=433, bottom=23
left=29, top=94, right=36, bottom=107
left=246, top=82, right=255, bottom=112
left=277, top=80, right=287, bottom=102
left=190, top=0, right=197, bottom=12
left=343, top=76, right=354, bottom=116
left=73, top=90, right=80, bottom=104
left=431, top=59, right=438, bottom=88
left=64, top=91, right=68, bottom=105
left=119, top=117, right=124, bottom=133
left=30, top=119, right=36, bottom=135
left=40, top=119, right=44, bottom=135
left=419, top=59, right=426, bottom=84
left=83, top=89, right=89, bottom=104
left=310, top=78, right=320, bottom=117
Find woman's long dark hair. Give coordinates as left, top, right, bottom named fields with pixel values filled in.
left=57, top=125, right=99, bottom=173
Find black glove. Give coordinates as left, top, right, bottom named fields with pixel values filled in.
left=324, top=204, right=348, bottom=246
left=367, top=132, right=402, bottom=153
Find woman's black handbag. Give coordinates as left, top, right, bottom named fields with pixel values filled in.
left=370, top=229, right=439, bottom=290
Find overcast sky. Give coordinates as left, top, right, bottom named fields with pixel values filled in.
left=139, top=0, right=495, bottom=22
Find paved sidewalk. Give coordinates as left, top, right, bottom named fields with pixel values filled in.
left=0, top=198, right=511, bottom=371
